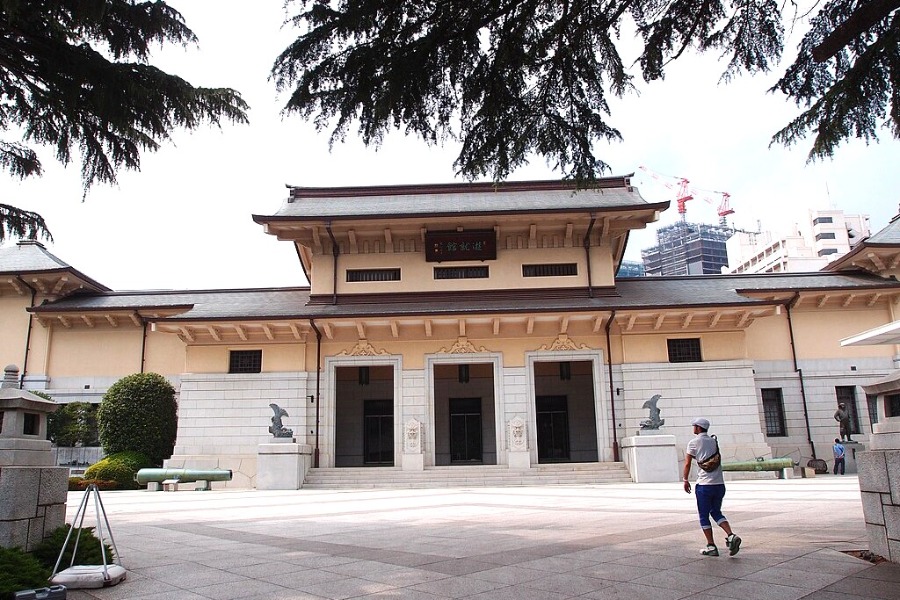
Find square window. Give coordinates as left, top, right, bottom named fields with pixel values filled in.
left=667, top=338, right=702, bottom=363
left=23, top=412, right=39, bottom=436
left=229, top=350, right=262, bottom=374
left=761, top=388, right=787, bottom=437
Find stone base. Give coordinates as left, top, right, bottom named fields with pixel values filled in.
left=256, top=443, right=312, bottom=490
left=508, top=450, right=530, bottom=470
left=620, top=435, right=679, bottom=483
left=402, top=453, right=424, bottom=471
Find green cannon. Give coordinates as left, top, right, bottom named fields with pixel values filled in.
left=721, top=458, right=794, bottom=472
left=135, top=468, right=232, bottom=491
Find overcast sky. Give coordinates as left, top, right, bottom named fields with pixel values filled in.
left=2, top=2, right=898, bottom=290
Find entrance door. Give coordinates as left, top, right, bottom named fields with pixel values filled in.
left=450, top=397, right=482, bottom=463
left=363, top=399, right=394, bottom=465
left=536, top=395, right=570, bottom=461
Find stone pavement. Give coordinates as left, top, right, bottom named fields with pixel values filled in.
left=61, top=475, right=900, bottom=600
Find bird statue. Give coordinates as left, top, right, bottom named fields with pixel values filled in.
left=640, top=394, right=664, bottom=430
left=268, top=403, right=293, bottom=438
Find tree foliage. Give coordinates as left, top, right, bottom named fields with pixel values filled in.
left=0, top=0, right=249, bottom=240
left=47, top=400, right=100, bottom=447
left=97, top=372, right=177, bottom=466
left=272, top=0, right=900, bottom=182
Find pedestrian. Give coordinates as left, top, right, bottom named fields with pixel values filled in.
left=683, top=417, right=741, bottom=557
left=833, top=438, right=845, bottom=475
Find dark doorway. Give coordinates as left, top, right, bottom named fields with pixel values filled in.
left=450, top=397, right=483, bottom=463
left=536, top=395, right=570, bottom=461
left=364, top=399, right=394, bottom=465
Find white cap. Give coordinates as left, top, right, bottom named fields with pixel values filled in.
left=691, top=417, right=710, bottom=430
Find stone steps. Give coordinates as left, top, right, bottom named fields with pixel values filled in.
left=302, top=462, right=632, bottom=489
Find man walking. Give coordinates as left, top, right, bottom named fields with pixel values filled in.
left=683, top=417, right=741, bottom=557
left=833, top=438, right=846, bottom=475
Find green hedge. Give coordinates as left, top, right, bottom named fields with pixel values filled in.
left=83, top=451, right=151, bottom=490
left=0, top=546, right=50, bottom=600
left=30, top=526, right=114, bottom=571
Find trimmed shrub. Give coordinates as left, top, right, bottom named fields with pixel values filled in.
left=68, top=478, right=118, bottom=492
left=83, top=451, right=151, bottom=490
left=97, top=372, right=178, bottom=466
left=0, top=546, right=50, bottom=600
left=30, top=526, right=114, bottom=571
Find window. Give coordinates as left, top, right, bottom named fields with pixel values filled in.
left=667, top=338, right=702, bottom=363
left=761, top=389, right=787, bottom=436
left=434, top=266, right=489, bottom=279
left=835, top=386, right=861, bottom=434
left=815, top=232, right=837, bottom=241
left=867, top=394, right=880, bottom=431
left=887, top=394, right=900, bottom=418
left=813, top=217, right=834, bottom=225
left=346, top=269, right=401, bottom=282
left=817, top=248, right=838, bottom=256
left=522, top=263, right=577, bottom=277
left=229, top=350, right=262, bottom=374
left=23, top=412, right=38, bottom=436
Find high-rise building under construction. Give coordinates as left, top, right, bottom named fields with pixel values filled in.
left=641, top=221, right=733, bottom=276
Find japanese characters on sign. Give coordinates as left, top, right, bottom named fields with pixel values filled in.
left=425, top=229, right=496, bottom=262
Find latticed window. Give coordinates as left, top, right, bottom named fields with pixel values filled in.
left=667, top=338, right=702, bottom=363
left=761, top=388, right=787, bottom=437
left=835, top=386, right=861, bottom=434
left=346, top=269, right=401, bottom=282
left=434, top=266, right=489, bottom=279
left=229, top=350, right=262, bottom=374
left=522, top=263, right=577, bottom=277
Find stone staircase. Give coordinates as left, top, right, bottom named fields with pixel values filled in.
left=302, top=462, right=632, bottom=489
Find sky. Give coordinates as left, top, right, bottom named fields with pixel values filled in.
left=2, top=2, right=898, bottom=291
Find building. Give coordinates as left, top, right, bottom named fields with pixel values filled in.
left=616, top=260, right=645, bottom=277
left=727, top=209, right=870, bottom=274
left=640, top=221, right=732, bottom=276
left=2, top=176, right=899, bottom=489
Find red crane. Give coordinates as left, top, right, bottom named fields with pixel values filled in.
left=637, top=166, right=734, bottom=226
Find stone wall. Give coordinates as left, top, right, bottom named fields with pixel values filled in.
left=0, top=466, right=68, bottom=551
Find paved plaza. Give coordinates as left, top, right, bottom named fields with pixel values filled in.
left=62, top=475, right=899, bottom=600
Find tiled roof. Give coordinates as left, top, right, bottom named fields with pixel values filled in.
left=256, top=177, right=667, bottom=222
left=30, top=272, right=898, bottom=322
left=867, top=213, right=900, bottom=245
left=0, top=241, right=72, bottom=273
left=0, top=241, right=110, bottom=291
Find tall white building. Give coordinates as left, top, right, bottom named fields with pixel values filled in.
left=726, top=209, right=870, bottom=274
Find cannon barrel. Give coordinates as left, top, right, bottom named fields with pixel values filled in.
left=721, top=458, right=793, bottom=472
left=134, top=468, right=233, bottom=484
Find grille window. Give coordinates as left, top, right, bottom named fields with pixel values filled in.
left=229, top=350, right=262, bottom=374
left=522, top=263, right=577, bottom=277
left=434, top=266, right=489, bottom=279
left=346, top=269, right=401, bottom=282
left=761, top=388, right=787, bottom=436
left=667, top=338, right=702, bottom=363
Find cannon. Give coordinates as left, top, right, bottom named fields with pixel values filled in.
left=135, top=468, right=232, bottom=491
left=721, top=458, right=794, bottom=472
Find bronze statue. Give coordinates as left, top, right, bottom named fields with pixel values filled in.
left=833, top=403, right=852, bottom=442
left=268, top=403, right=294, bottom=438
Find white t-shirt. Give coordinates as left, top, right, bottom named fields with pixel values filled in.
left=687, top=432, right=725, bottom=485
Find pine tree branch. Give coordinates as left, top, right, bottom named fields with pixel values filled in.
left=812, top=0, right=900, bottom=62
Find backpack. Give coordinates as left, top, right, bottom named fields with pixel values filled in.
left=697, top=435, right=722, bottom=472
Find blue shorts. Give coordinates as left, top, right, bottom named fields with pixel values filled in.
left=695, top=483, right=727, bottom=529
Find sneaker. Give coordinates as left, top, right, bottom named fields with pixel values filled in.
left=726, top=534, right=742, bottom=556
left=701, top=544, right=719, bottom=556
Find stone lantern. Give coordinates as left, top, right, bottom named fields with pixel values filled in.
left=0, top=365, right=69, bottom=551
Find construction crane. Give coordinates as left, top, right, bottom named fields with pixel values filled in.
left=637, top=166, right=734, bottom=226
